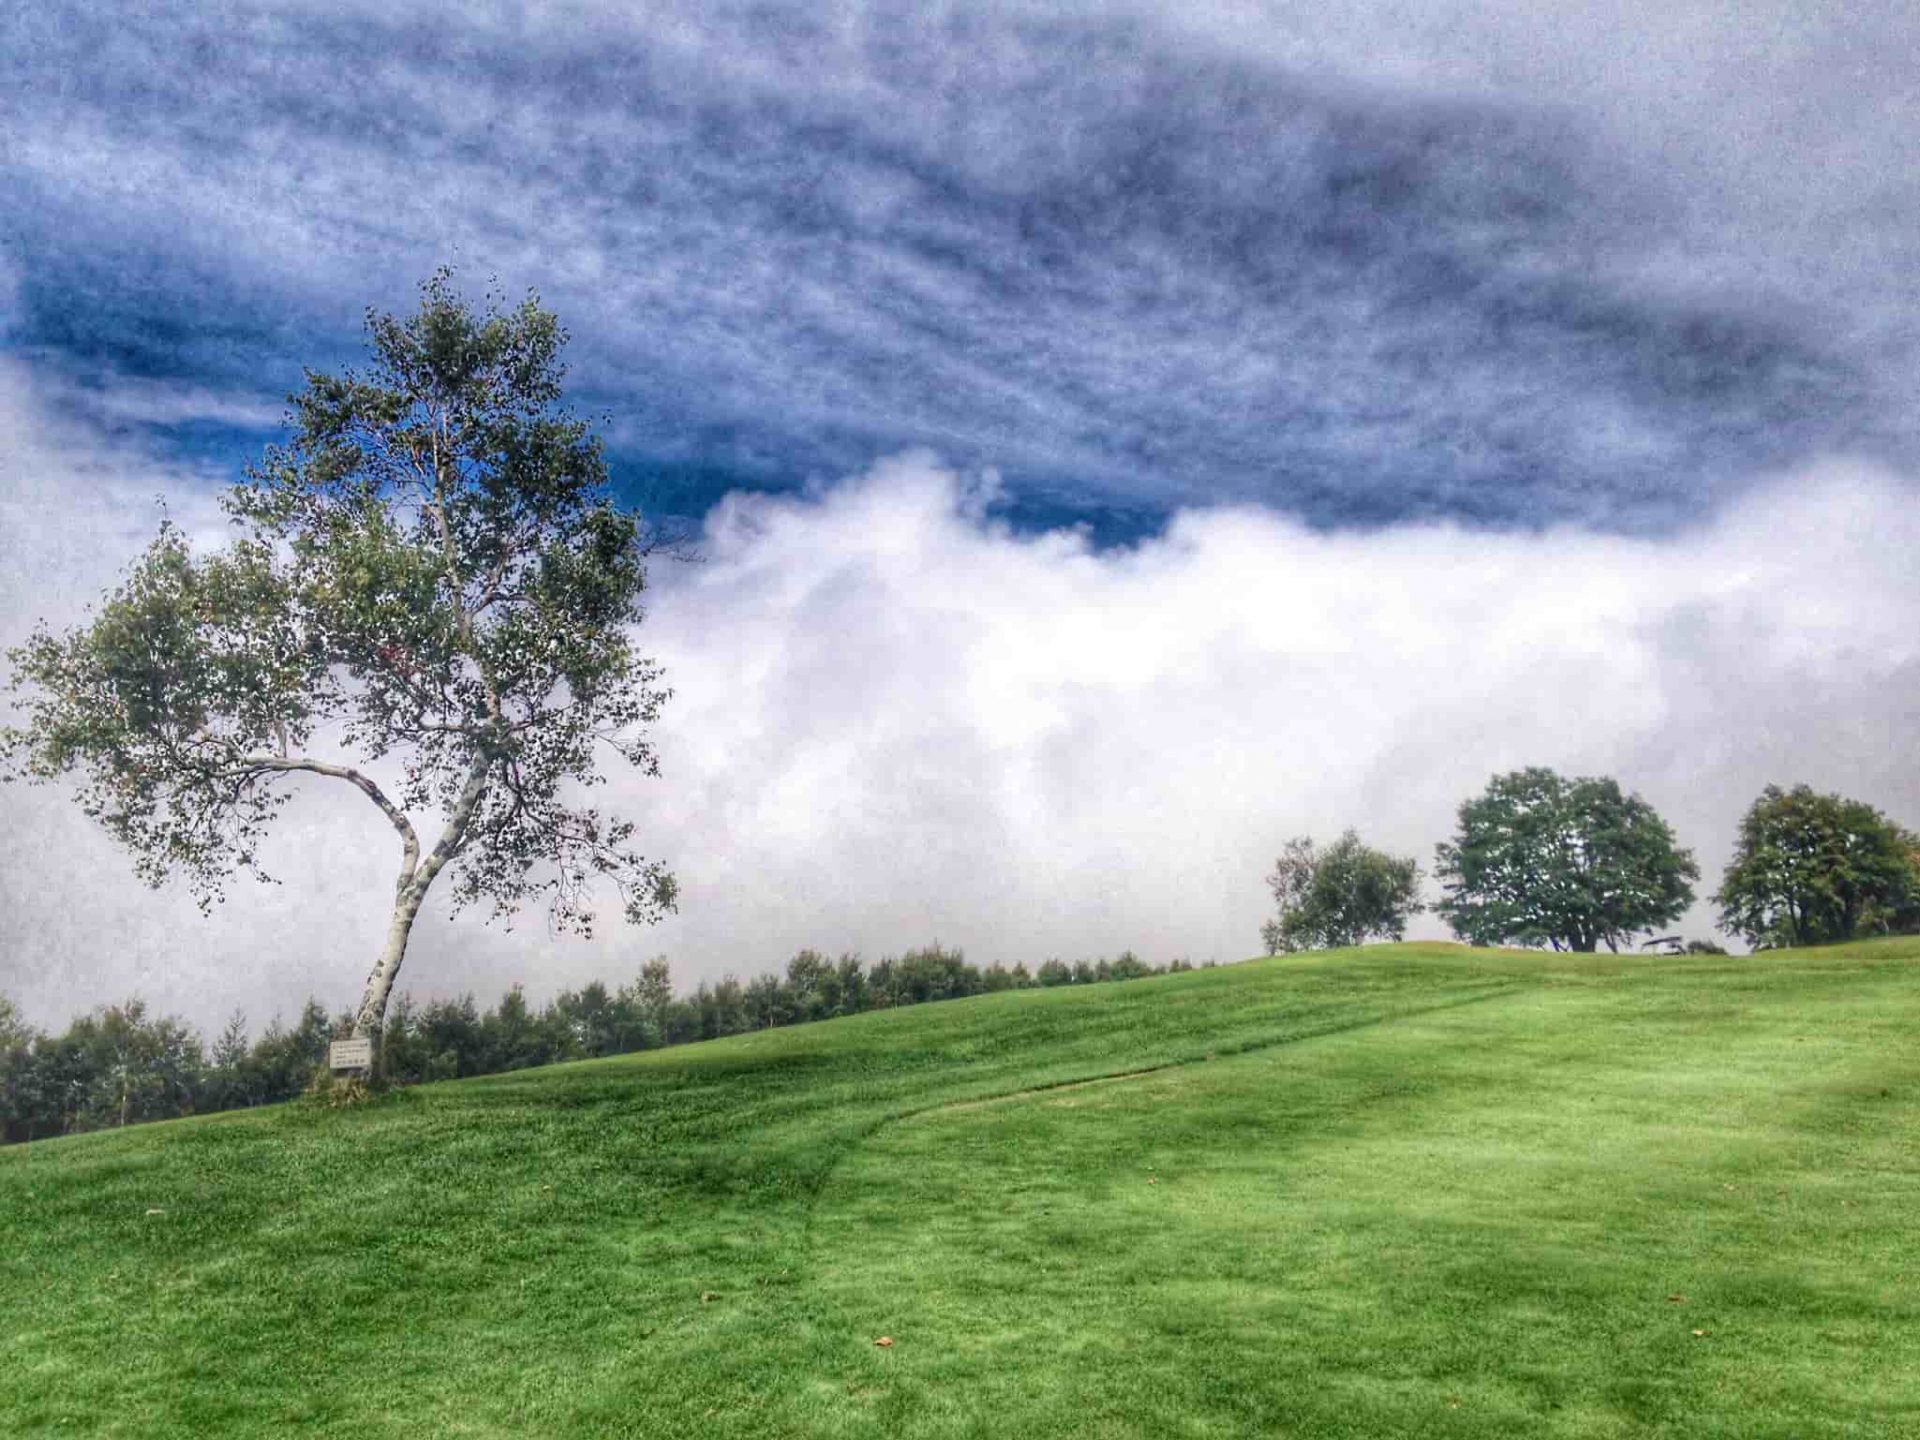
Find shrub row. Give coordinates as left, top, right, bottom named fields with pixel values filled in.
left=0, top=945, right=1193, bottom=1143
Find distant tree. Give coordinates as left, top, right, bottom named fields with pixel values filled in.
left=866, top=958, right=899, bottom=1009
left=895, top=944, right=975, bottom=1004
left=633, top=956, right=675, bottom=1043
left=699, top=977, right=749, bottom=1037
left=477, top=985, right=550, bottom=1072
left=659, top=996, right=702, bottom=1047
left=248, top=1000, right=338, bottom=1102
left=744, top=973, right=784, bottom=1030
left=1, top=273, right=675, bottom=1053
left=201, top=1009, right=258, bottom=1109
left=1899, top=832, right=1920, bottom=935
left=0, top=996, right=30, bottom=1060
left=554, top=979, right=649, bottom=1057
left=379, top=994, right=426, bottom=1082
left=783, top=949, right=830, bottom=1022
left=35, top=1001, right=205, bottom=1132
left=831, top=953, right=867, bottom=1016
left=1715, top=785, right=1919, bottom=948
left=1263, top=830, right=1423, bottom=953
left=417, top=993, right=488, bottom=1072
left=0, top=997, right=40, bottom=1143
left=1109, top=951, right=1154, bottom=980
left=1435, top=768, right=1697, bottom=953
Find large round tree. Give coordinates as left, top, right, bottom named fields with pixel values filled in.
left=1434, top=767, right=1697, bottom=953
left=3, top=273, right=676, bottom=1044
left=1715, top=785, right=1918, bottom=948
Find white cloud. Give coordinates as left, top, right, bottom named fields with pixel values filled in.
left=2, top=366, right=1916, bottom=1033
left=638, top=451, right=1919, bottom=977
left=0, top=358, right=229, bottom=631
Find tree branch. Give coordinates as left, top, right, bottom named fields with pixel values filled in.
left=411, top=746, right=496, bottom=897
left=238, top=755, right=420, bottom=879
left=425, top=416, right=509, bottom=733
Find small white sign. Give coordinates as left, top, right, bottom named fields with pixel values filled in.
left=329, top=1036, right=374, bottom=1072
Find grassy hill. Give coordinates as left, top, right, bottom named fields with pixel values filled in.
left=4, top=939, right=1918, bottom=1438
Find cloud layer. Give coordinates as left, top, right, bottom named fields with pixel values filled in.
left=4, top=4, right=1915, bottom=1031
left=641, top=453, right=1919, bottom=967
left=5, top=0, right=1916, bottom=531
left=4, top=358, right=1915, bottom=1030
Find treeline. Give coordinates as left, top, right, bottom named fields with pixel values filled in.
left=1262, top=773, right=1920, bottom=957
left=1, top=945, right=1194, bottom=1144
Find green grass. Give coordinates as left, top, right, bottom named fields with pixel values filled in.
left=4, top=939, right=1919, bottom=1438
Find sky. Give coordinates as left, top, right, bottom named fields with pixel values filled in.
left=2, top=1, right=1917, bottom=1031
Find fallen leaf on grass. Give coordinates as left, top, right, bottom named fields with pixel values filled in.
left=874, top=1337, right=894, bottom=1348
left=1666, top=1294, right=1686, bottom=1303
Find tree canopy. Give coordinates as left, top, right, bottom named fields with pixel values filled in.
left=1261, top=830, right=1423, bottom=954
left=1434, top=767, right=1697, bottom=953
left=1714, top=784, right=1918, bottom=948
left=3, top=272, right=676, bottom=1043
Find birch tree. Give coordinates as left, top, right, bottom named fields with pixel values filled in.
left=1262, top=830, right=1423, bottom=953
left=3, top=273, right=676, bottom=1045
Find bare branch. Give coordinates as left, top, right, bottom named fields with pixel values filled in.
left=411, top=747, right=496, bottom=896
left=238, top=755, right=421, bottom=878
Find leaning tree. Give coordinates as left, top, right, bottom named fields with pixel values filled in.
left=3, top=273, right=676, bottom=1046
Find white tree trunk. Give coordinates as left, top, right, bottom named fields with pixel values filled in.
left=354, top=884, right=425, bottom=1040
left=349, top=747, right=494, bottom=1051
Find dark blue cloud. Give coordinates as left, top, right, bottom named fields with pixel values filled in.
left=2, top=1, right=1910, bottom=535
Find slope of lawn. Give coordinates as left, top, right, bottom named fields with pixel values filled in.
left=3, top=938, right=1918, bottom=1438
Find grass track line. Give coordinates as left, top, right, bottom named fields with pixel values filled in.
left=794, top=981, right=1525, bottom=1251
left=908, top=983, right=1526, bottom=1118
